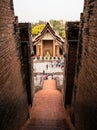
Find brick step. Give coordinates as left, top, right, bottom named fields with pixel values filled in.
left=23, top=119, right=70, bottom=130
left=22, top=80, right=73, bottom=130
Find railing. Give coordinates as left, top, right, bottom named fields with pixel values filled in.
left=33, top=56, right=64, bottom=61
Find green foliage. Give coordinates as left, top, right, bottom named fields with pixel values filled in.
left=59, top=31, right=66, bottom=39
left=32, top=24, right=46, bottom=37
left=49, top=20, right=66, bottom=39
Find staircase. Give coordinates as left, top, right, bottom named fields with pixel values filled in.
left=22, top=80, right=74, bottom=130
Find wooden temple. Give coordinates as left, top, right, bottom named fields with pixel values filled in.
left=33, top=22, right=64, bottom=57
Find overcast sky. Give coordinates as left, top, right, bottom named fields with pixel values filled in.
left=13, top=0, right=84, bottom=23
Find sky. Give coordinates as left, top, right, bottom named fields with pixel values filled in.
left=13, top=0, right=84, bottom=23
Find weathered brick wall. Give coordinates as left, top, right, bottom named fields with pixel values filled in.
left=0, top=0, right=29, bottom=130
left=71, top=14, right=84, bottom=126
left=65, top=22, right=79, bottom=109
left=75, top=0, right=97, bottom=129
left=14, top=16, right=20, bottom=52
left=19, top=23, right=33, bottom=105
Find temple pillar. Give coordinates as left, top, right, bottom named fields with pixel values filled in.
left=53, top=40, right=55, bottom=56
left=58, top=46, right=60, bottom=56
left=41, top=40, right=43, bottom=56
left=36, top=45, right=39, bottom=56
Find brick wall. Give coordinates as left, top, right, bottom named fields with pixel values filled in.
left=0, top=0, right=29, bottom=130
left=14, top=16, right=21, bottom=53
left=75, top=0, right=97, bottom=129
left=65, top=22, right=79, bottom=109
left=19, top=23, right=33, bottom=105
left=71, top=14, right=84, bottom=126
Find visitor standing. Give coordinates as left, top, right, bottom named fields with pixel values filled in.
left=45, top=74, right=48, bottom=80
left=46, top=64, right=48, bottom=70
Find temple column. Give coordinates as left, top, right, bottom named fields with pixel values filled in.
left=41, top=40, right=43, bottom=56
left=36, top=45, right=38, bottom=56
left=53, top=40, right=55, bottom=57
left=58, top=46, right=60, bottom=56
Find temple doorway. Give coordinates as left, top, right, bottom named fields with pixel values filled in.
left=43, top=40, right=53, bottom=56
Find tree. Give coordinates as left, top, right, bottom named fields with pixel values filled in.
left=49, top=20, right=66, bottom=39
left=59, top=31, right=66, bottom=39
left=32, top=24, right=46, bottom=37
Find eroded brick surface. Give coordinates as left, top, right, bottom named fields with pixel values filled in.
left=0, top=1, right=29, bottom=130
left=19, top=23, right=32, bottom=105
left=75, top=0, right=97, bottom=130
left=65, top=22, right=79, bottom=107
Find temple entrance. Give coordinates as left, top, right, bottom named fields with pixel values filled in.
left=43, top=40, right=53, bottom=56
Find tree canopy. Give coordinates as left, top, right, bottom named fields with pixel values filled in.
left=32, top=23, right=46, bottom=37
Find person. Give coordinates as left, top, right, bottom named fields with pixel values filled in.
left=45, top=74, right=48, bottom=79
left=52, top=74, right=53, bottom=79
left=46, top=64, right=48, bottom=70
left=43, top=70, right=45, bottom=75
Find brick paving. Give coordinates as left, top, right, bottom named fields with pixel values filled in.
left=22, top=80, right=74, bottom=130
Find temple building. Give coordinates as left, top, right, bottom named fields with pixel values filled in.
left=33, top=22, right=64, bottom=57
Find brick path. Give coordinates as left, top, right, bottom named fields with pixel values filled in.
left=22, top=80, right=74, bottom=130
